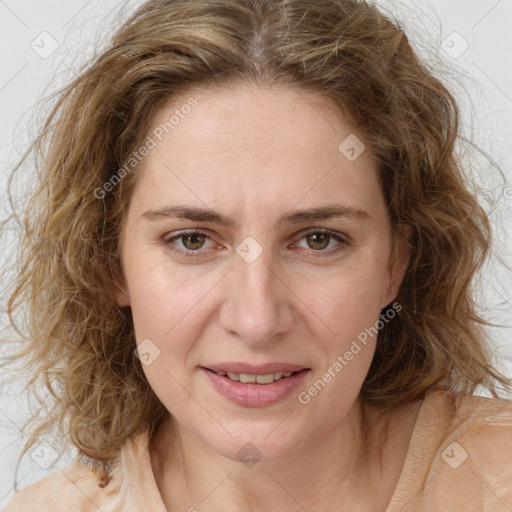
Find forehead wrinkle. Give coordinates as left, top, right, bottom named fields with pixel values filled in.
left=140, top=203, right=371, bottom=230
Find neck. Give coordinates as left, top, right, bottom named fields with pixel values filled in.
left=149, top=397, right=421, bottom=512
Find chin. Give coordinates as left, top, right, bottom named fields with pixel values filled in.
left=201, top=422, right=307, bottom=466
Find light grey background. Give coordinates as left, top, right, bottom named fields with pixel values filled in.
left=0, top=0, right=511, bottom=506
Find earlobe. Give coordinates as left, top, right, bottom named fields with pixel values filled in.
left=112, top=250, right=130, bottom=307
left=114, top=281, right=131, bottom=307
left=381, top=225, right=412, bottom=308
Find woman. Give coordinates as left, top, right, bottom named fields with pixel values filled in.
left=3, top=0, right=512, bottom=510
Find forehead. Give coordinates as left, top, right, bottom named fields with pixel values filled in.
left=129, top=83, right=383, bottom=220
left=149, top=82, right=362, bottom=160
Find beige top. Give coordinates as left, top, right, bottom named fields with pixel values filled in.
left=5, top=386, right=512, bottom=511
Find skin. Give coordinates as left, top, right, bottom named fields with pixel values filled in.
left=115, top=82, right=422, bottom=511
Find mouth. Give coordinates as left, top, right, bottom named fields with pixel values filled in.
left=203, top=368, right=304, bottom=384
left=201, top=364, right=311, bottom=407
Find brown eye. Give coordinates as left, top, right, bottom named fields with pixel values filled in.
left=293, top=228, right=349, bottom=255
left=306, top=233, right=330, bottom=250
left=181, top=232, right=207, bottom=250
left=163, top=230, right=215, bottom=256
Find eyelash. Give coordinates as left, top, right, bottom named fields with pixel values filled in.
left=162, top=228, right=350, bottom=259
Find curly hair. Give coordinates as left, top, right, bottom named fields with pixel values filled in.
left=2, top=0, right=509, bottom=490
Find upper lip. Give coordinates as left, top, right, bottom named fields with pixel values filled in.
left=203, top=362, right=309, bottom=374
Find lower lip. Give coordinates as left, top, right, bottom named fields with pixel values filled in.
left=202, top=368, right=310, bottom=408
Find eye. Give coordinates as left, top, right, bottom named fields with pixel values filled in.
left=162, top=228, right=349, bottom=259
left=292, top=228, right=349, bottom=254
left=163, top=230, right=216, bottom=256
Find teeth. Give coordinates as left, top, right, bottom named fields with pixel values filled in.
left=216, top=370, right=296, bottom=383
left=256, top=374, right=274, bottom=384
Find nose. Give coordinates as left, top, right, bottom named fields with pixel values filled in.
left=219, top=247, right=296, bottom=346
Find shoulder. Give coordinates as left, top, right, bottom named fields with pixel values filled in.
left=3, top=428, right=166, bottom=512
left=3, top=456, right=122, bottom=512
left=422, top=387, right=512, bottom=510
left=450, top=389, right=512, bottom=426
left=430, top=387, right=512, bottom=450
left=416, top=385, right=512, bottom=436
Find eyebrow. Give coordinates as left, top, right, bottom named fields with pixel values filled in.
left=141, top=203, right=370, bottom=228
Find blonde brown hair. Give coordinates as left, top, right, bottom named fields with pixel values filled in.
left=2, top=0, right=510, bottom=489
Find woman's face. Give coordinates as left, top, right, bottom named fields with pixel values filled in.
left=115, top=83, right=409, bottom=463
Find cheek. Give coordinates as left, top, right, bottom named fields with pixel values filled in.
left=126, top=257, right=224, bottom=363
left=126, top=264, right=219, bottom=409
left=304, top=260, right=387, bottom=343
left=124, top=264, right=240, bottom=434
left=293, top=270, right=384, bottom=418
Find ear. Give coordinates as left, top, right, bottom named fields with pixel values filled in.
left=111, top=263, right=130, bottom=307
left=111, top=242, right=130, bottom=307
left=114, top=280, right=131, bottom=307
left=380, top=224, right=412, bottom=308
left=94, top=250, right=131, bottom=307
